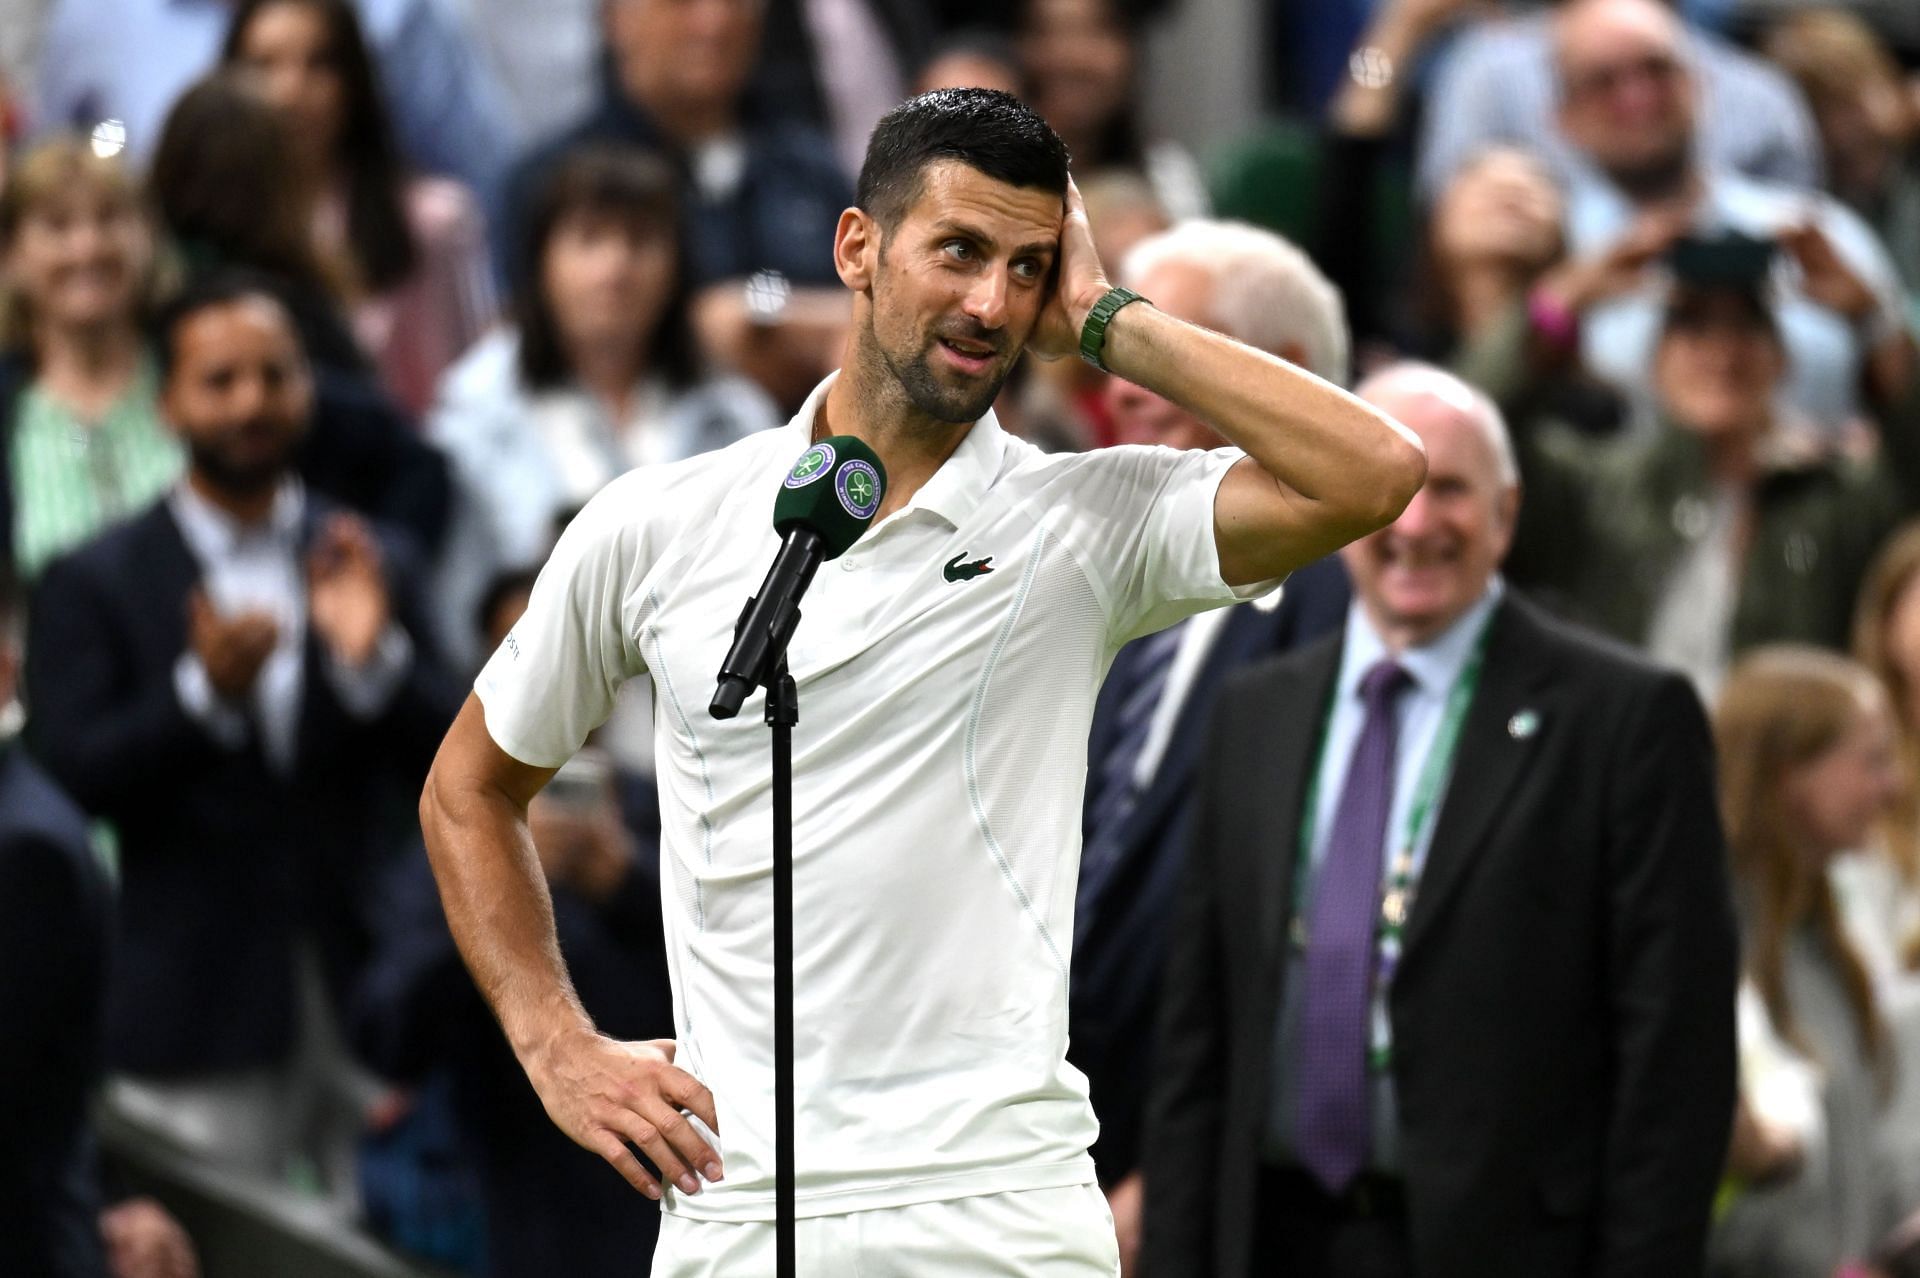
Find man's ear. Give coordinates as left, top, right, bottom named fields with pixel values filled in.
left=834, top=207, right=878, bottom=293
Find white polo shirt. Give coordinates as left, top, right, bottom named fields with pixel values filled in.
left=476, top=373, right=1276, bottom=1221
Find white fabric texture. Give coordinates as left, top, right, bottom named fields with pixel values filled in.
left=651, top=1182, right=1118, bottom=1276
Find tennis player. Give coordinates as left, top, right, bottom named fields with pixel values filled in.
left=420, top=89, right=1425, bottom=1274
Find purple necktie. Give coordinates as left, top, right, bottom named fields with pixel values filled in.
left=1295, top=658, right=1410, bottom=1193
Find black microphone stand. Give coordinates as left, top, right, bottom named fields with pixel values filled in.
left=714, top=595, right=802, bottom=1278
left=766, top=659, right=798, bottom=1278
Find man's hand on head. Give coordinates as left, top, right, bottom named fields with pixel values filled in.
left=1030, top=177, right=1115, bottom=362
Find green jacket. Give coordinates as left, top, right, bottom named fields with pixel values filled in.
left=1460, top=305, right=1920, bottom=656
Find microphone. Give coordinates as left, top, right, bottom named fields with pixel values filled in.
left=709, top=436, right=887, bottom=719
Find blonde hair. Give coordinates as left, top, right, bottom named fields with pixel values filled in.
left=1852, top=521, right=1920, bottom=969
left=1715, top=646, right=1890, bottom=1079
left=0, top=135, right=160, bottom=353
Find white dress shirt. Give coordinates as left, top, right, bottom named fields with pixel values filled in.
left=170, top=480, right=412, bottom=772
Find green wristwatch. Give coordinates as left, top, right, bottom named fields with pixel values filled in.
left=1078, top=286, right=1148, bottom=371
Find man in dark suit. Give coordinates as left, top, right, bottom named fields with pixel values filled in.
left=25, top=274, right=462, bottom=1194
left=1, top=574, right=111, bottom=1278
left=0, top=575, right=202, bottom=1278
left=1069, top=220, right=1352, bottom=1266
left=1143, top=362, right=1738, bottom=1277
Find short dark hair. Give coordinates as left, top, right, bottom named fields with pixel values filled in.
left=151, top=269, right=302, bottom=384
left=513, top=145, right=698, bottom=392
left=856, top=88, right=1070, bottom=231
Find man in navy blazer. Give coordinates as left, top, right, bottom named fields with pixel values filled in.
left=25, top=275, right=462, bottom=1189
left=1068, top=220, right=1354, bottom=1261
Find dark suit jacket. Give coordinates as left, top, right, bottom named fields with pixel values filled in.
left=0, top=746, right=110, bottom=1278
left=24, top=495, right=463, bottom=1077
left=1143, top=592, right=1738, bottom=1278
left=1071, top=554, right=1349, bottom=1183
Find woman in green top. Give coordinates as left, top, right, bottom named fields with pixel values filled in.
left=0, top=137, right=182, bottom=583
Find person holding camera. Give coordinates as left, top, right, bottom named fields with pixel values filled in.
left=1507, top=257, right=1920, bottom=698
left=1542, top=0, right=1913, bottom=432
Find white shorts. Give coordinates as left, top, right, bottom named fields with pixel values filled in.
left=651, top=1183, right=1120, bottom=1276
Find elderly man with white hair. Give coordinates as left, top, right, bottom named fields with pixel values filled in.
left=1071, top=217, right=1357, bottom=1271
left=1143, top=362, right=1739, bottom=1278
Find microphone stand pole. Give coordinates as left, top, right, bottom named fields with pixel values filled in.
left=766, top=657, right=798, bottom=1278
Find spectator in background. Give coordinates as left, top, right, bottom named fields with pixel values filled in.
left=352, top=578, right=676, bottom=1278
left=223, top=0, right=497, bottom=420
left=1417, top=0, right=1821, bottom=201
left=1145, top=361, right=1736, bottom=1278
left=453, top=0, right=600, bottom=146
left=0, top=575, right=202, bottom=1278
left=148, top=75, right=366, bottom=378
left=1849, top=522, right=1920, bottom=981
left=915, top=29, right=1025, bottom=98
left=1546, top=0, right=1910, bottom=431
left=1017, top=0, right=1207, bottom=220
left=1513, top=269, right=1920, bottom=696
left=1764, top=8, right=1920, bottom=321
left=1419, top=146, right=1636, bottom=447
left=753, top=0, right=933, bottom=179
left=34, top=0, right=517, bottom=225
left=148, top=82, right=455, bottom=554
left=23, top=275, right=462, bottom=1197
left=506, top=0, right=851, bottom=411
left=1071, top=218, right=1353, bottom=1274
left=432, top=146, right=775, bottom=673
left=1712, top=647, right=1918, bottom=1278
left=0, top=138, right=180, bottom=585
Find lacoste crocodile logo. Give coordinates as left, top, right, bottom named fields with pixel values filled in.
left=943, top=552, right=995, bottom=583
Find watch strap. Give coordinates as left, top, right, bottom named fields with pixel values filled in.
left=1078, top=286, right=1148, bottom=370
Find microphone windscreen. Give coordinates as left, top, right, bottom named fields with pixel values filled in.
left=772, top=436, right=888, bottom=560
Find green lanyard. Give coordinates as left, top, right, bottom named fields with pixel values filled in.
left=1291, top=614, right=1495, bottom=951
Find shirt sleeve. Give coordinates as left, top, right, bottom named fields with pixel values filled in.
left=473, top=481, right=649, bottom=769
left=1061, top=445, right=1284, bottom=647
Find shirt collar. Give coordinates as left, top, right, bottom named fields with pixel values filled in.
left=784, top=371, right=1009, bottom=529
left=1338, top=577, right=1505, bottom=703
left=170, top=476, right=306, bottom=562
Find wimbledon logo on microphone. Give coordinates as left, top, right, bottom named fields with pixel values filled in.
left=784, top=443, right=835, bottom=488
left=837, top=461, right=882, bottom=520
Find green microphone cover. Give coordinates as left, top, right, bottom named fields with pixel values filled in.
left=773, top=435, right=888, bottom=560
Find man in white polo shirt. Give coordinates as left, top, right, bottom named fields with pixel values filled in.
left=419, top=88, right=1426, bottom=1274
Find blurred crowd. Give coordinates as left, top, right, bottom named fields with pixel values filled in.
left=2, top=0, right=1920, bottom=1275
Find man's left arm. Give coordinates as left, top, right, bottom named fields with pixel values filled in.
left=1597, top=672, right=1739, bottom=1274
left=1035, top=182, right=1427, bottom=587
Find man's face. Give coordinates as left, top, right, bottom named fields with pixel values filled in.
left=1341, top=389, right=1517, bottom=644
left=608, top=0, right=761, bottom=117
left=856, top=161, right=1060, bottom=425
left=1653, top=292, right=1784, bottom=440
left=1105, top=258, right=1225, bottom=451
left=1556, top=0, right=1695, bottom=188
left=162, top=298, right=313, bottom=497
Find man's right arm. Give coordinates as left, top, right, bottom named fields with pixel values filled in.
left=419, top=695, right=723, bottom=1199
